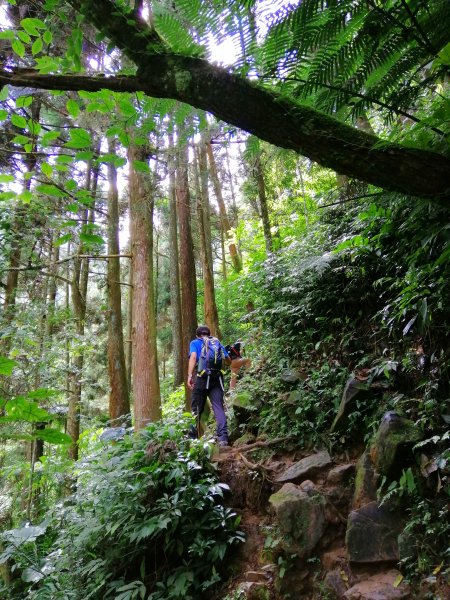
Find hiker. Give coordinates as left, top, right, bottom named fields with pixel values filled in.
left=187, top=325, right=232, bottom=447
left=227, top=341, right=251, bottom=390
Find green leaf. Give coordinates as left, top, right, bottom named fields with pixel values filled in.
left=66, top=98, right=80, bottom=118
left=11, top=114, right=27, bottom=129
left=43, top=29, right=52, bottom=44
left=4, top=397, right=51, bottom=422
left=132, top=160, right=150, bottom=173
left=0, top=174, right=14, bottom=183
left=66, top=178, right=77, bottom=191
left=32, top=37, right=43, bottom=55
left=0, top=191, right=17, bottom=201
left=21, top=17, right=46, bottom=36
left=12, top=134, right=30, bottom=145
left=55, top=233, right=73, bottom=246
left=41, top=162, right=53, bottom=177
left=35, top=55, right=59, bottom=73
left=27, top=119, right=41, bottom=135
left=65, top=128, right=92, bottom=149
left=79, top=233, right=104, bottom=245
left=75, top=151, right=94, bottom=161
left=15, top=95, right=32, bottom=108
left=56, top=154, right=74, bottom=164
left=0, top=356, right=17, bottom=375
left=36, top=184, right=67, bottom=197
left=17, top=30, right=31, bottom=44
left=40, top=130, right=60, bottom=145
left=0, top=109, right=7, bottom=121
left=118, top=97, right=137, bottom=118
left=34, top=428, right=72, bottom=445
left=0, top=87, right=8, bottom=101
left=18, top=190, right=33, bottom=203
left=0, top=30, right=15, bottom=40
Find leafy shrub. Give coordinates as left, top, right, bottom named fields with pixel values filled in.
left=0, top=420, right=244, bottom=599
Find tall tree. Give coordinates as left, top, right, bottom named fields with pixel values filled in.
left=176, top=136, right=198, bottom=409
left=167, top=129, right=183, bottom=388
left=195, top=140, right=220, bottom=337
left=128, top=144, right=161, bottom=429
left=106, top=138, right=130, bottom=422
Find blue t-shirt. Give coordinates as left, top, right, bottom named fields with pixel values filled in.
left=189, top=338, right=229, bottom=360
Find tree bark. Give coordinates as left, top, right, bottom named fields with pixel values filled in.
left=176, top=138, right=198, bottom=410
left=128, top=144, right=161, bottom=429
left=107, top=138, right=130, bottom=422
left=167, top=129, right=183, bottom=388
left=254, top=150, right=273, bottom=254
left=67, top=145, right=100, bottom=460
left=195, top=142, right=220, bottom=337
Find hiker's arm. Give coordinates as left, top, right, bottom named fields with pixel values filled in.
left=223, top=349, right=232, bottom=367
left=187, top=352, right=197, bottom=390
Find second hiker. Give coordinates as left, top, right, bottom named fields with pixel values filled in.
left=187, top=325, right=231, bottom=447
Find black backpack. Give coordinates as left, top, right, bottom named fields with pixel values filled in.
left=225, top=341, right=241, bottom=360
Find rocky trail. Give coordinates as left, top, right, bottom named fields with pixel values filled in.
left=209, top=418, right=449, bottom=600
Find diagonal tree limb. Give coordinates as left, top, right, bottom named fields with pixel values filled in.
left=2, top=0, right=450, bottom=201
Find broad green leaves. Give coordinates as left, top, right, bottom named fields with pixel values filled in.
left=65, top=128, right=92, bottom=149
left=0, top=356, right=17, bottom=375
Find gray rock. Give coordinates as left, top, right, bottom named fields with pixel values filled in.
left=346, top=501, right=403, bottom=563
left=344, top=569, right=410, bottom=599
left=370, top=412, right=422, bottom=478
left=276, top=450, right=332, bottom=483
left=326, top=463, right=355, bottom=485
left=352, top=451, right=378, bottom=509
left=331, top=377, right=378, bottom=433
left=324, top=569, right=349, bottom=598
left=280, top=368, right=300, bottom=383
left=269, top=482, right=327, bottom=556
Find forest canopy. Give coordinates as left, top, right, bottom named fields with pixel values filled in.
left=1, top=0, right=450, bottom=198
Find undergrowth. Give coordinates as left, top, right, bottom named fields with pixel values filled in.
left=0, top=420, right=244, bottom=600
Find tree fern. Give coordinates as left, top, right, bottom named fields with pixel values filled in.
left=257, top=0, right=450, bottom=126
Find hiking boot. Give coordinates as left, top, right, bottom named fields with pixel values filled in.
left=219, top=440, right=231, bottom=448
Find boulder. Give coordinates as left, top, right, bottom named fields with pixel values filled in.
left=370, top=412, right=422, bottom=479
left=344, top=569, right=410, bottom=599
left=276, top=450, right=332, bottom=483
left=324, top=569, right=350, bottom=598
left=280, top=368, right=301, bottom=383
left=346, top=501, right=403, bottom=563
left=238, top=581, right=270, bottom=600
left=326, top=463, right=356, bottom=486
left=352, top=451, right=378, bottom=509
left=331, top=377, right=380, bottom=434
left=269, top=481, right=327, bottom=556
left=232, top=391, right=254, bottom=425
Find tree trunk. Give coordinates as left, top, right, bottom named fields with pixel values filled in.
left=195, top=142, right=221, bottom=337
left=176, top=137, right=198, bottom=410
left=128, top=144, right=161, bottom=429
left=255, top=150, right=273, bottom=254
left=107, top=138, right=130, bottom=422
left=67, top=146, right=99, bottom=460
left=206, top=142, right=242, bottom=271
left=167, top=129, right=183, bottom=388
